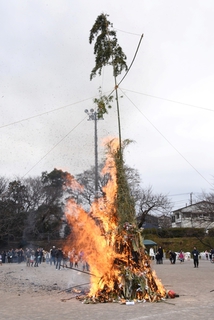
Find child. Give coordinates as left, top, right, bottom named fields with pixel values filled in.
left=30, top=252, right=35, bottom=267
left=178, top=250, right=184, bottom=263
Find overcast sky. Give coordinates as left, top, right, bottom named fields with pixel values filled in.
left=1, top=0, right=214, bottom=210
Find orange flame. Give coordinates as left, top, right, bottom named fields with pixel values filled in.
left=64, top=138, right=166, bottom=302
left=65, top=139, right=119, bottom=296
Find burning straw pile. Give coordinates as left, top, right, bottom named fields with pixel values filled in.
left=64, top=138, right=167, bottom=304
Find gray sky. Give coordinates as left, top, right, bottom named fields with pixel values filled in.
left=1, top=0, right=214, bottom=210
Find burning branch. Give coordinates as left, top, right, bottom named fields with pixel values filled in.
left=64, top=138, right=170, bottom=304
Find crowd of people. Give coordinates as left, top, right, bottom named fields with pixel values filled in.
left=148, top=245, right=214, bottom=268
left=0, top=246, right=90, bottom=272
left=1, top=245, right=214, bottom=270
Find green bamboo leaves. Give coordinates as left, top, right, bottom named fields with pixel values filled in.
left=89, top=13, right=127, bottom=80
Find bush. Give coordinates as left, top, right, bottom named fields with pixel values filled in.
left=208, top=228, right=214, bottom=237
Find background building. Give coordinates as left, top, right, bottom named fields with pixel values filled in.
left=171, top=201, right=214, bottom=229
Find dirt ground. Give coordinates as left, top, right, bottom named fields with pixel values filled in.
left=0, top=260, right=89, bottom=295
left=1, top=258, right=214, bottom=320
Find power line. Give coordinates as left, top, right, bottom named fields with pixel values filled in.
left=22, top=116, right=87, bottom=178
left=108, top=33, right=144, bottom=97
left=120, top=88, right=213, bottom=188
left=2, top=85, right=213, bottom=131
left=114, top=28, right=142, bottom=37
left=121, top=88, right=214, bottom=113
left=169, top=193, right=193, bottom=197
left=0, top=96, right=94, bottom=130
left=172, top=199, right=189, bottom=204
left=1, top=74, right=213, bottom=181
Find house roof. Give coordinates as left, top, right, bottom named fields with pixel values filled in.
left=143, top=239, right=157, bottom=246
left=172, top=201, right=210, bottom=213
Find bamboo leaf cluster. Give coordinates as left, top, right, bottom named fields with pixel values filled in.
left=89, top=13, right=128, bottom=80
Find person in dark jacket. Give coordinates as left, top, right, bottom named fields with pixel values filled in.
left=56, top=248, right=63, bottom=270
left=50, top=246, right=56, bottom=265
left=192, top=247, right=199, bottom=268
left=169, top=250, right=176, bottom=264
left=157, top=246, right=164, bottom=264
left=34, top=248, right=39, bottom=267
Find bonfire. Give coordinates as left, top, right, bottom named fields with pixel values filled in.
left=64, top=138, right=167, bottom=304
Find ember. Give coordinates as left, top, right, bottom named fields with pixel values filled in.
left=64, top=138, right=168, bottom=304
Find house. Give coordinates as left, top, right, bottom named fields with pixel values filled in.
left=158, top=214, right=172, bottom=228
left=140, top=214, right=172, bottom=229
left=171, top=201, right=214, bottom=229
left=142, top=214, right=159, bottom=229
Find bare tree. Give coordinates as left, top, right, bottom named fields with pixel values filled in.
left=22, top=176, right=47, bottom=240
left=0, top=179, right=29, bottom=241
left=0, top=176, right=8, bottom=196
left=23, top=169, right=73, bottom=240
left=135, top=186, right=172, bottom=228
left=72, top=164, right=171, bottom=228
left=69, top=163, right=110, bottom=210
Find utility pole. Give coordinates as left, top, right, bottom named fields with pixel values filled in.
left=85, top=109, right=102, bottom=198
left=190, top=192, right=193, bottom=205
